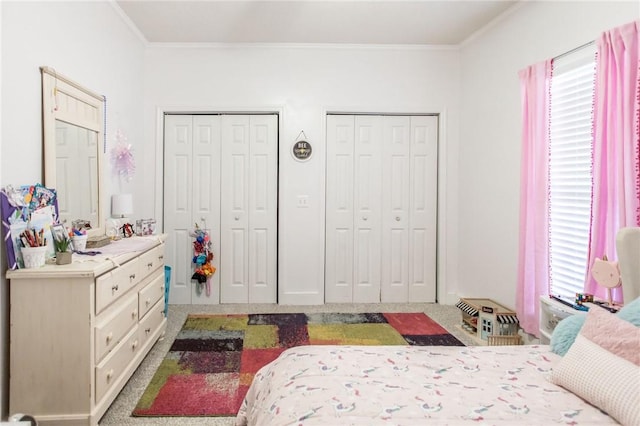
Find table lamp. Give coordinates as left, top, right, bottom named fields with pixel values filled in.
left=111, top=193, right=133, bottom=219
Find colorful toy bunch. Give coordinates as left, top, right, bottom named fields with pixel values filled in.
left=575, top=293, right=594, bottom=305
left=190, top=223, right=216, bottom=296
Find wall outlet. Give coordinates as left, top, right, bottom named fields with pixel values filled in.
left=297, top=195, right=309, bottom=208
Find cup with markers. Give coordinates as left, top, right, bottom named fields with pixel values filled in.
left=20, top=228, right=48, bottom=268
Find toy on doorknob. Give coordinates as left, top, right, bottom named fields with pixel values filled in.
left=190, top=223, right=216, bottom=297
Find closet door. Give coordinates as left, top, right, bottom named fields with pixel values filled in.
left=191, top=115, right=221, bottom=304
left=408, top=116, right=438, bottom=302
left=165, top=115, right=220, bottom=305
left=353, top=116, right=383, bottom=303
left=326, top=114, right=438, bottom=303
left=164, top=115, right=194, bottom=304
left=220, top=115, right=278, bottom=303
left=325, top=115, right=383, bottom=303
left=380, top=116, right=411, bottom=303
left=325, top=115, right=355, bottom=303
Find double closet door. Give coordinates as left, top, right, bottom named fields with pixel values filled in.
left=164, top=114, right=278, bottom=305
left=325, top=115, right=438, bottom=303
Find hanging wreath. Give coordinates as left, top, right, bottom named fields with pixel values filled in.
left=190, top=223, right=216, bottom=296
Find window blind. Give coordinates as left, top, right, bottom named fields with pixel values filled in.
left=548, top=44, right=596, bottom=300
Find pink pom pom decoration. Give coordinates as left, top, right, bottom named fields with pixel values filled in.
left=110, top=129, right=135, bottom=183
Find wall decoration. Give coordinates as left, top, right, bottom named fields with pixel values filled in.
left=110, top=129, right=135, bottom=183
left=292, top=130, right=312, bottom=161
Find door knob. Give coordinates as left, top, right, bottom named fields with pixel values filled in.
left=234, top=216, right=240, bottom=221
left=362, top=216, right=368, bottom=221
left=395, top=216, right=401, bottom=221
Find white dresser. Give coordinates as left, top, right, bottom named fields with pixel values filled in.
left=6, top=236, right=168, bottom=425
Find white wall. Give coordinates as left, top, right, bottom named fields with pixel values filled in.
left=144, top=45, right=461, bottom=304
left=458, top=1, right=639, bottom=309
left=0, top=1, right=145, bottom=417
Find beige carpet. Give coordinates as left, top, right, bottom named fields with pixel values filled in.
left=99, top=302, right=476, bottom=426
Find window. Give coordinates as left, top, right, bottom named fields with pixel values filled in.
left=548, top=45, right=596, bottom=300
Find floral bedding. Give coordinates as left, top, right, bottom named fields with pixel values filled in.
left=236, top=345, right=617, bottom=425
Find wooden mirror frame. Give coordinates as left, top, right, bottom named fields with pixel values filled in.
left=41, top=66, right=105, bottom=238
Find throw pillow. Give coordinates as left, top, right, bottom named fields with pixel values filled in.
left=617, top=295, right=640, bottom=325
left=550, top=307, right=640, bottom=426
left=550, top=313, right=586, bottom=356
left=549, top=296, right=640, bottom=356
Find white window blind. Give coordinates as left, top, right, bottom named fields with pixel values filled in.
left=548, top=44, right=596, bottom=300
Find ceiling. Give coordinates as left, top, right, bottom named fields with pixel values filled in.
left=115, top=0, right=520, bottom=45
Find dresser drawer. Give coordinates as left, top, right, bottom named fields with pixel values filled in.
left=95, top=294, right=138, bottom=363
left=139, top=299, right=165, bottom=348
left=95, top=325, right=140, bottom=403
left=138, top=244, right=165, bottom=280
left=96, top=258, right=140, bottom=314
left=138, top=269, right=164, bottom=319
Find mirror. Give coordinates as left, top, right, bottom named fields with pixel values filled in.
left=41, top=67, right=105, bottom=238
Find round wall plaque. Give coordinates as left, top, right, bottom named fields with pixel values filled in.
left=292, top=140, right=312, bottom=161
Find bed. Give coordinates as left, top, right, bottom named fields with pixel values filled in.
left=236, top=344, right=620, bottom=425
left=237, top=228, right=640, bottom=425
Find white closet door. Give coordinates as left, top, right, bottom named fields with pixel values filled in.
left=247, top=115, right=278, bottom=303
left=325, top=115, right=355, bottom=303
left=353, top=116, right=383, bottom=303
left=408, top=116, right=438, bottom=302
left=326, top=114, right=438, bottom=303
left=221, top=115, right=250, bottom=303
left=191, top=115, right=221, bottom=304
left=380, top=116, right=411, bottom=303
left=220, top=115, right=278, bottom=303
left=164, top=115, right=194, bottom=304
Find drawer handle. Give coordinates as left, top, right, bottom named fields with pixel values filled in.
left=159, top=255, right=164, bottom=260
left=106, top=369, right=114, bottom=382
left=147, top=262, right=153, bottom=268
left=132, top=309, right=138, bottom=319
left=111, top=284, right=119, bottom=292
left=129, top=273, right=136, bottom=281
left=131, top=340, right=138, bottom=350
left=146, top=298, right=151, bottom=306
left=106, top=332, right=113, bottom=344
left=145, top=327, right=151, bottom=334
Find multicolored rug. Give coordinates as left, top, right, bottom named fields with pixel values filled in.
left=132, top=312, right=464, bottom=417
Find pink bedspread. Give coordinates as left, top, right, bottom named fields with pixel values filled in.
left=236, top=345, right=617, bottom=425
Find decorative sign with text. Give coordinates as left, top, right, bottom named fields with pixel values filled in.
left=292, top=139, right=312, bottom=161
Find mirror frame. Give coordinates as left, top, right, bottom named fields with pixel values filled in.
left=41, top=66, right=105, bottom=238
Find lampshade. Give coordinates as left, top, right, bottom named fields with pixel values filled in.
left=111, top=193, right=133, bottom=218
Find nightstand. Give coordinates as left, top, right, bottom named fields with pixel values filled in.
left=539, top=296, right=584, bottom=344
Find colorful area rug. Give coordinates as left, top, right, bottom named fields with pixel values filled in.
left=132, top=312, right=463, bottom=417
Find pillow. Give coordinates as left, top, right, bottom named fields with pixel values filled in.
left=549, top=296, right=640, bottom=356
left=617, top=296, right=640, bottom=325
left=550, top=313, right=586, bottom=356
left=550, top=307, right=640, bottom=426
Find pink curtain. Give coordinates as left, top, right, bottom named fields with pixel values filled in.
left=516, top=60, right=552, bottom=336
left=585, top=21, right=640, bottom=302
